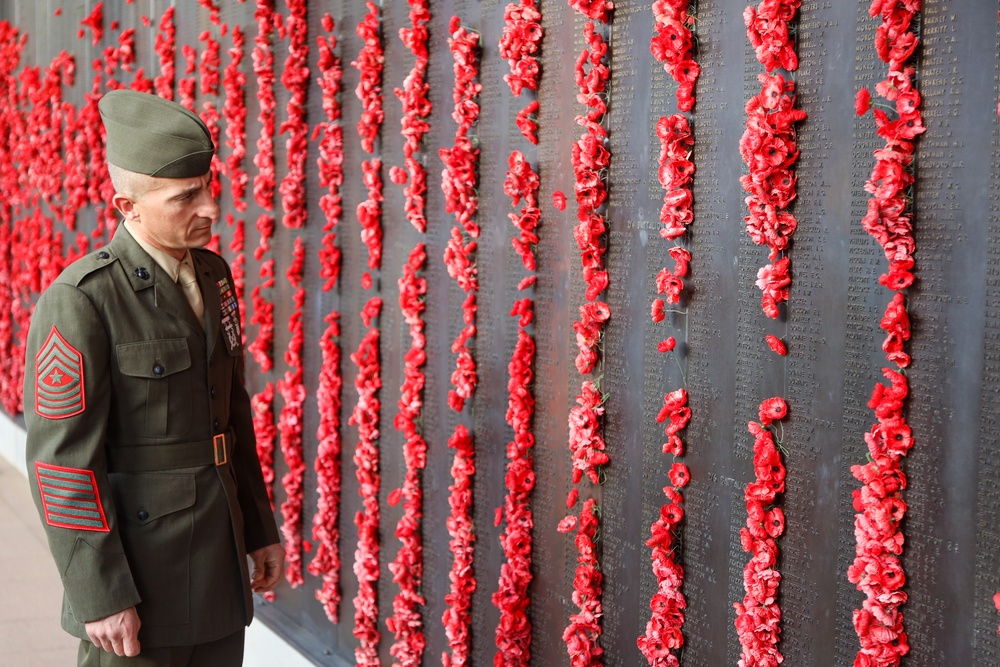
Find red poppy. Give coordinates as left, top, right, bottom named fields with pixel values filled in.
left=658, top=337, right=677, bottom=353
left=765, top=334, right=787, bottom=355
left=668, top=463, right=690, bottom=488
left=758, top=396, right=788, bottom=425
left=856, top=88, right=872, bottom=115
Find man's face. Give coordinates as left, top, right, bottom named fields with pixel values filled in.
left=120, top=171, right=219, bottom=259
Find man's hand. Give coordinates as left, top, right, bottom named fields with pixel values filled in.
left=85, top=606, right=141, bottom=657
left=249, top=543, right=285, bottom=593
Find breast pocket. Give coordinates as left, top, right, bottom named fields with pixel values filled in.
left=116, top=339, right=193, bottom=437
left=109, top=472, right=196, bottom=626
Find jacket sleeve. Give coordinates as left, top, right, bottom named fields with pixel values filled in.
left=223, top=264, right=281, bottom=554
left=23, top=282, right=142, bottom=623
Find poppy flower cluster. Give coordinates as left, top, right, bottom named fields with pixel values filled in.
left=440, top=18, right=481, bottom=239
left=223, top=25, right=248, bottom=211
left=349, top=300, right=383, bottom=667
left=734, top=400, right=788, bottom=667
left=498, top=1, right=542, bottom=142
left=439, top=22, right=482, bottom=664
left=561, top=497, right=605, bottom=667
left=388, top=244, right=429, bottom=666
left=153, top=7, right=175, bottom=98
left=395, top=0, right=431, bottom=233
left=226, top=216, right=247, bottom=339
left=505, top=151, right=541, bottom=273
left=444, top=424, right=476, bottom=667
left=354, top=2, right=384, bottom=156
left=247, top=0, right=279, bottom=465
left=740, top=72, right=805, bottom=317
left=178, top=44, right=197, bottom=112
left=650, top=0, right=698, bottom=111
left=571, top=24, right=611, bottom=303
left=494, top=321, right=537, bottom=667
left=563, top=10, right=611, bottom=664
left=79, top=2, right=103, bottom=45
left=494, top=6, right=542, bottom=662
left=198, top=30, right=224, bottom=201
left=248, top=234, right=275, bottom=372
left=277, top=237, right=307, bottom=588
left=744, top=0, right=801, bottom=73
left=251, top=0, right=276, bottom=211
left=849, top=3, right=922, bottom=664
left=569, top=0, right=614, bottom=23
left=307, top=16, right=344, bottom=626
left=636, top=465, right=688, bottom=666
left=856, top=23, right=923, bottom=294
left=654, top=115, right=694, bottom=241
left=196, top=0, right=221, bottom=26
left=252, top=381, right=278, bottom=505
left=315, top=14, right=343, bottom=293
left=640, top=101, right=696, bottom=667
left=353, top=4, right=384, bottom=271
left=278, top=0, right=308, bottom=229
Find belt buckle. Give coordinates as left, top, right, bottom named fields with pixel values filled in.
left=213, top=433, right=228, bottom=466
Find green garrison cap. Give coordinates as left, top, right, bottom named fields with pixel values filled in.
left=99, top=90, right=214, bottom=178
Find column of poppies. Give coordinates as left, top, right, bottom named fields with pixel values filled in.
left=562, top=3, right=612, bottom=666
left=277, top=238, right=307, bottom=588
left=498, top=1, right=542, bottom=145
left=198, top=29, right=223, bottom=200
left=350, top=4, right=385, bottom=664
left=273, top=0, right=309, bottom=591
left=734, top=2, right=804, bottom=665
left=438, top=15, right=481, bottom=667
left=383, top=3, right=432, bottom=664
left=849, top=2, right=923, bottom=665
left=249, top=0, right=279, bottom=512
left=637, top=2, right=699, bottom=664
left=222, top=25, right=248, bottom=331
left=492, top=3, right=542, bottom=666
left=153, top=7, right=175, bottom=99
left=307, top=13, right=345, bottom=625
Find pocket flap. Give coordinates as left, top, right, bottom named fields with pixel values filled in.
left=116, top=339, right=191, bottom=379
left=110, top=473, right=196, bottom=524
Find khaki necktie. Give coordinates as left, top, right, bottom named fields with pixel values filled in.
left=177, top=259, right=204, bottom=327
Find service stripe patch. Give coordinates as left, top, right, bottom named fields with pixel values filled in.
left=34, top=463, right=108, bottom=532
left=35, top=327, right=85, bottom=420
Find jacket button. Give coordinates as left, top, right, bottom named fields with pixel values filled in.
left=134, top=267, right=150, bottom=280
left=137, top=510, right=149, bottom=521
left=210, top=386, right=217, bottom=398
left=97, top=251, right=109, bottom=260
left=152, top=364, right=165, bottom=376
left=213, top=418, right=220, bottom=431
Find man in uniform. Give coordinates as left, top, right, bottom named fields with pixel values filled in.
left=23, top=89, right=284, bottom=666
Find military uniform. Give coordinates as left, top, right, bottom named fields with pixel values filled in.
left=22, top=89, right=280, bottom=662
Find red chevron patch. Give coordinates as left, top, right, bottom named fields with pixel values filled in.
left=35, top=326, right=85, bottom=420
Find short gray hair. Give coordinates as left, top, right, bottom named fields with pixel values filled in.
left=107, top=163, right=151, bottom=201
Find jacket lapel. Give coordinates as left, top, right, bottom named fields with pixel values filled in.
left=110, top=227, right=203, bottom=333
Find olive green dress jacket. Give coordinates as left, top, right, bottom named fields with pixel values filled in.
left=23, top=226, right=279, bottom=648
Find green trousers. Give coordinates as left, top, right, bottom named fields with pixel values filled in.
left=77, top=630, right=245, bottom=667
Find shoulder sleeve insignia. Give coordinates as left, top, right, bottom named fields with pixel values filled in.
left=34, top=462, right=109, bottom=532
left=35, top=326, right=86, bottom=420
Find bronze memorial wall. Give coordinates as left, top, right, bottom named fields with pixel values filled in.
left=0, top=0, right=998, bottom=665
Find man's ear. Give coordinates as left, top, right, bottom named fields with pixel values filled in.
left=112, top=192, right=139, bottom=221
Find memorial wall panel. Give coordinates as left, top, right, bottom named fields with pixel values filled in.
left=0, top=0, right=997, bottom=665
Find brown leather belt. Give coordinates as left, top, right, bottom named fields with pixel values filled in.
left=106, top=430, right=232, bottom=472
